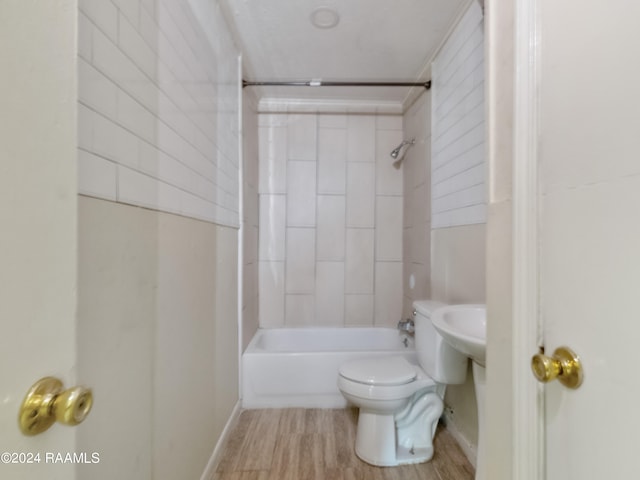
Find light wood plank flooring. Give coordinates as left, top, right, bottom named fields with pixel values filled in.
left=212, top=409, right=474, bottom=480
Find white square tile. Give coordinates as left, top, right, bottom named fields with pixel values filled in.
left=78, top=13, right=93, bottom=61
left=138, top=140, right=159, bottom=176
left=287, top=114, right=317, bottom=161
left=317, top=195, right=346, bottom=261
left=78, top=150, right=117, bottom=200
left=286, top=161, right=316, bottom=227
left=376, top=130, right=404, bottom=195
left=112, top=0, right=140, bottom=26
left=117, top=90, right=156, bottom=144
left=259, top=261, right=285, bottom=328
left=347, top=115, right=375, bottom=162
left=346, top=163, right=375, bottom=227
left=78, top=58, right=118, bottom=119
left=345, top=229, right=374, bottom=294
left=376, top=196, right=403, bottom=261
left=118, top=11, right=156, bottom=79
left=78, top=104, right=94, bottom=151
left=91, top=112, right=139, bottom=168
left=374, top=262, right=403, bottom=327
left=345, top=295, right=374, bottom=326
left=259, top=194, right=286, bottom=261
left=258, top=125, right=287, bottom=194
left=156, top=181, right=184, bottom=215
left=285, top=228, right=316, bottom=293
left=118, top=165, right=157, bottom=208
left=139, top=5, right=158, bottom=51
left=285, top=295, right=315, bottom=326
left=79, top=0, right=118, bottom=42
left=317, top=128, right=347, bottom=194
left=315, top=262, right=345, bottom=325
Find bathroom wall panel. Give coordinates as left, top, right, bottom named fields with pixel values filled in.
left=431, top=2, right=486, bottom=229
left=78, top=0, right=240, bottom=227
left=401, top=91, right=431, bottom=320
left=78, top=196, right=239, bottom=480
left=77, top=2, right=242, bottom=480
left=258, top=112, right=404, bottom=327
left=242, top=88, right=260, bottom=352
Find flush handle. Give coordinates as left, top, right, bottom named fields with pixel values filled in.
left=18, top=377, right=93, bottom=436
left=531, top=346, right=583, bottom=389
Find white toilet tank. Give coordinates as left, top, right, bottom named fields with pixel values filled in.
left=413, top=300, right=468, bottom=385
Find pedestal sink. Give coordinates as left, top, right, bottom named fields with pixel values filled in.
left=431, top=305, right=486, bottom=480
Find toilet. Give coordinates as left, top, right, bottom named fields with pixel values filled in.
left=337, top=300, right=468, bottom=467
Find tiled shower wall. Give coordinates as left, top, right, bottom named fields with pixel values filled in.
left=431, top=2, right=485, bottom=228
left=258, top=113, right=404, bottom=328
left=402, top=91, right=432, bottom=319
left=78, top=0, right=240, bottom=227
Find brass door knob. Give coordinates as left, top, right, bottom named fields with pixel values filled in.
left=18, top=377, right=93, bottom=436
left=531, top=346, right=583, bottom=389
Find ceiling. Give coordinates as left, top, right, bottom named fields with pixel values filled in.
left=219, top=0, right=470, bottom=109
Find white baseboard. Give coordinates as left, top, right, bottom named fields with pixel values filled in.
left=200, top=401, right=242, bottom=480
left=441, top=410, right=477, bottom=469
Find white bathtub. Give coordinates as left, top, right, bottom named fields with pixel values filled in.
left=242, top=327, right=417, bottom=408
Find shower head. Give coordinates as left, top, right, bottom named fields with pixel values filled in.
left=390, top=139, right=415, bottom=168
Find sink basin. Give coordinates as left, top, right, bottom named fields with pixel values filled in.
left=431, top=304, right=486, bottom=366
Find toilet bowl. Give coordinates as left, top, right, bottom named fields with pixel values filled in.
left=337, top=301, right=468, bottom=467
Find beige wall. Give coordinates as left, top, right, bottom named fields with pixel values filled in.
left=485, top=0, right=514, bottom=478
left=78, top=196, right=238, bottom=480
left=402, top=91, right=432, bottom=319
left=431, top=224, right=486, bottom=451
left=242, top=89, right=260, bottom=351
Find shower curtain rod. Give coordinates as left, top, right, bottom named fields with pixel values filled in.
left=242, top=79, right=431, bottom=89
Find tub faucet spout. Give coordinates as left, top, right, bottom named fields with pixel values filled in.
left=397, top=318, right=415, bottom=334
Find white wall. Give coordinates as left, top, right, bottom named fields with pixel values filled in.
left=78, top=0, right=240, bottom=226
left=258, top=113, right=404, bottom=328
left=431, top=2, right=486, bottom=228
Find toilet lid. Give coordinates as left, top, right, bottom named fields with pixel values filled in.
left=339, top=356, right=417, bottom=386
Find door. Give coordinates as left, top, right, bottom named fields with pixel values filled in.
left=514, top=0, right=640, bottom=478
left=0, top=1, right=81, bottom=479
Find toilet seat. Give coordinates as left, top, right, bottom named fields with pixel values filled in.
left=338, top=356, right=436, bottom=402
left=339, top=356, right=417, bottom=386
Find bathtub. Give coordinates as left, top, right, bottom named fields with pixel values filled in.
left=242, top=327, right=417, bottom=408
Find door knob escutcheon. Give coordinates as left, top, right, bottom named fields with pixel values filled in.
left=18, top=377, right=93, bottom=436
left=531, top=346, right=583, bottom=389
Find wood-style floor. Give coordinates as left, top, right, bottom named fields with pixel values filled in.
left=212, top=408, right=475, bottom=480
